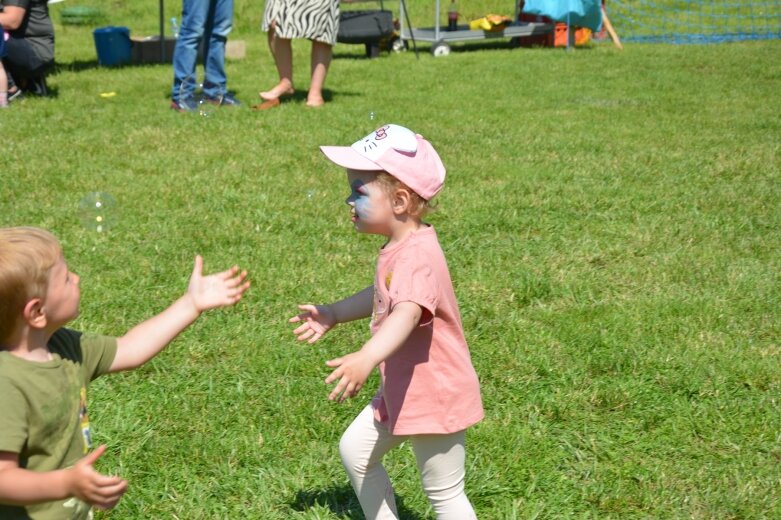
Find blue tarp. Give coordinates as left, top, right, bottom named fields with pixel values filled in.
left=522, top=0, right=603, bottom=32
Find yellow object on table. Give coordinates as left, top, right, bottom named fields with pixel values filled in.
left=469, top=14, right=512, bottom=32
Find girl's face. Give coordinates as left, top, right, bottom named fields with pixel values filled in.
left=344, top=169, right=394, bottom=236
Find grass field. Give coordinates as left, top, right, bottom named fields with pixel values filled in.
left=1, top=1, right=780, bottom=518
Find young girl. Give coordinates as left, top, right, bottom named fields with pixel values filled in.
left=289, top=124, right=483, bottom=519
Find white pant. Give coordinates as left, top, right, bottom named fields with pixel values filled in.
left=339, top=405, right=478, bottom=520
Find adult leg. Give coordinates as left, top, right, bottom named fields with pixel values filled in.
left=306, top=40, right=332, bottom=107
left=201, top=0, right=232, bottom=98
left=172, top=0, right=209, bottom=102
left=259, top=22, right=294, bottom=101
left=411, top=430, right=477, bottom=520
left=3, top=37, right=52, bottom=94
left=340, top=405, right=406, bottom=520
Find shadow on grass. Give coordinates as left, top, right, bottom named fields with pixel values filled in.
left=334, top=39, right=599, bottom=57
left=250, top=88, right=361, bottom=106
left=55, top=60, right=175, bottom=74
left=333, top=49, right=393, bottom=60
left=55, top=59, right=101, bottom=73
left=452, top=39, right=598, bottom=54
left=291, top=484, right=427, bottom=520
left=14, top=84, right=59, bottom=99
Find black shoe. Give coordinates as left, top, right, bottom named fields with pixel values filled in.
left=8, top=89, right=24, bottom=103
left=28, top=76, right=49, bottom=96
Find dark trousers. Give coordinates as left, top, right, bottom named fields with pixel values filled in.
left=2, top=37, right=53, bottom=93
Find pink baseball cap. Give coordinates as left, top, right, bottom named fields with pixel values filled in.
left=320, top=124, right=446, bottom=200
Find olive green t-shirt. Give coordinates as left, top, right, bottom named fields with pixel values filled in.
left=0, top=328, right=117, bottom=520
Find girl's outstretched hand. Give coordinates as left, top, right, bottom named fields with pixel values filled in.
left=187, top=255, right=250, bottom=313
left=289, top=304, right=336, bottom=343
left=325, top=351, right=375, bottom=402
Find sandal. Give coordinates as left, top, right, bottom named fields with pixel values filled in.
left=251, top=98, right=281, bottom=111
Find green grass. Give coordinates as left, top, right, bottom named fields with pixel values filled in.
left=2, top=2, right=780, bottom=518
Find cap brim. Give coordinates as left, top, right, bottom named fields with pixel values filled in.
left=320, top=146, right=383, bottom=171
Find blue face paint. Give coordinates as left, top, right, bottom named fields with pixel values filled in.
left=348, top=179, right=373, bottom=220
left=355, top=194, right=372, bottom=220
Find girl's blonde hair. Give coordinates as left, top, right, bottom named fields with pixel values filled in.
left=375, top=172, right=435, bottom=218
left=0, top=227, right=61, bottom=343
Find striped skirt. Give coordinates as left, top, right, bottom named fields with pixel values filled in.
left=262, top=0, right=340, bottom=45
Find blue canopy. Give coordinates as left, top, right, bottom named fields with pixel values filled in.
left=522, top=0, right=603, bottom=32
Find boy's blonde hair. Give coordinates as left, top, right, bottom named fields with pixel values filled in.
left=375, top=172, right=435, bottom=218
left=0, top=227, right=61, bottom=343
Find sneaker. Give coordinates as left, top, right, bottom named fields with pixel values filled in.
left=170, top=96, right=198, bottom=112
left=202, top=92, right=241, bottom=107
left=8, top=88, right=24, bottom=104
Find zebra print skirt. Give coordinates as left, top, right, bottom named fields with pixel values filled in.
left=262, top=0, right=340, bottom=45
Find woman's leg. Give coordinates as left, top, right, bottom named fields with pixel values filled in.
left=340, top=405, right=406, bottom=520
left=307, top=40, right=332, bottom=106
left=259, top=22, right=294, bottom=100
left=411, top=430, right=477, bottom=519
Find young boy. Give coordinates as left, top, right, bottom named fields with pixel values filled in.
left=0, top=227, right=249, bottom=519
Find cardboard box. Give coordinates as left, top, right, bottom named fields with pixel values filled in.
left=226, top=40, right=246, bottom=60
left=131, top=36, right=176, bottom=64
left=129, top=37, right=245, bottom=64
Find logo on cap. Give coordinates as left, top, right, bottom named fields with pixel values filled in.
left=351, top=125, right=418, bottom=162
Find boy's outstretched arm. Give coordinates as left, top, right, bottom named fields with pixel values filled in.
left=109, top=256, right=249, bottom=373
left=325, top=301, right=422, bottom=402
left=289, top=285, right=374, bottom=344
left=0, top=445, right=127, bottom=509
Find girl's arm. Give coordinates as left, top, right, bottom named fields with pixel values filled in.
left=109, top=256, right=248, bottom=372
left=329, top=285, right=374, bottom=323
left=0, top=446, right=127, bottom=509
left=289, top=285, right=374, bottom=343
left=325, top=301, right=422, bottom=402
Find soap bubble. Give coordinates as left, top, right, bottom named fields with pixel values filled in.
left=306, top=188, right=317, bottom=201
left=78, top=192, right=117, bottom=233
left=367, top=111, right=379, bottom=132
left=179, top=74, right=198, bottom=103
left=199, top=95, right=219, bottom=118
left=178, top=75, right=214, bottom=117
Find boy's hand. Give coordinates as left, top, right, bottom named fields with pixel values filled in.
left=325, top=351, right=375, bottom=402
left=187, top=255, right=250, bottom=313
left=66, top=445, right=128, bottom=510
left=289, top=304, right=337, bottom=343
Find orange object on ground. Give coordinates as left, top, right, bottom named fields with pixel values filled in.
left=553, top=23, right=592, bottom=46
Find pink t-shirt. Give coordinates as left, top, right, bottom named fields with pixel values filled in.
left=370, top=226, right=483, bottom=435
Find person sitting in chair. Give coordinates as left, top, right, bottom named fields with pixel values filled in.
left=0, top=0, right=54, bottom=98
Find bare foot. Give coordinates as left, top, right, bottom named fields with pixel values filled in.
left=305, top=95, right=325, bottom=107
left=259, top=80, right=294, bottom=101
